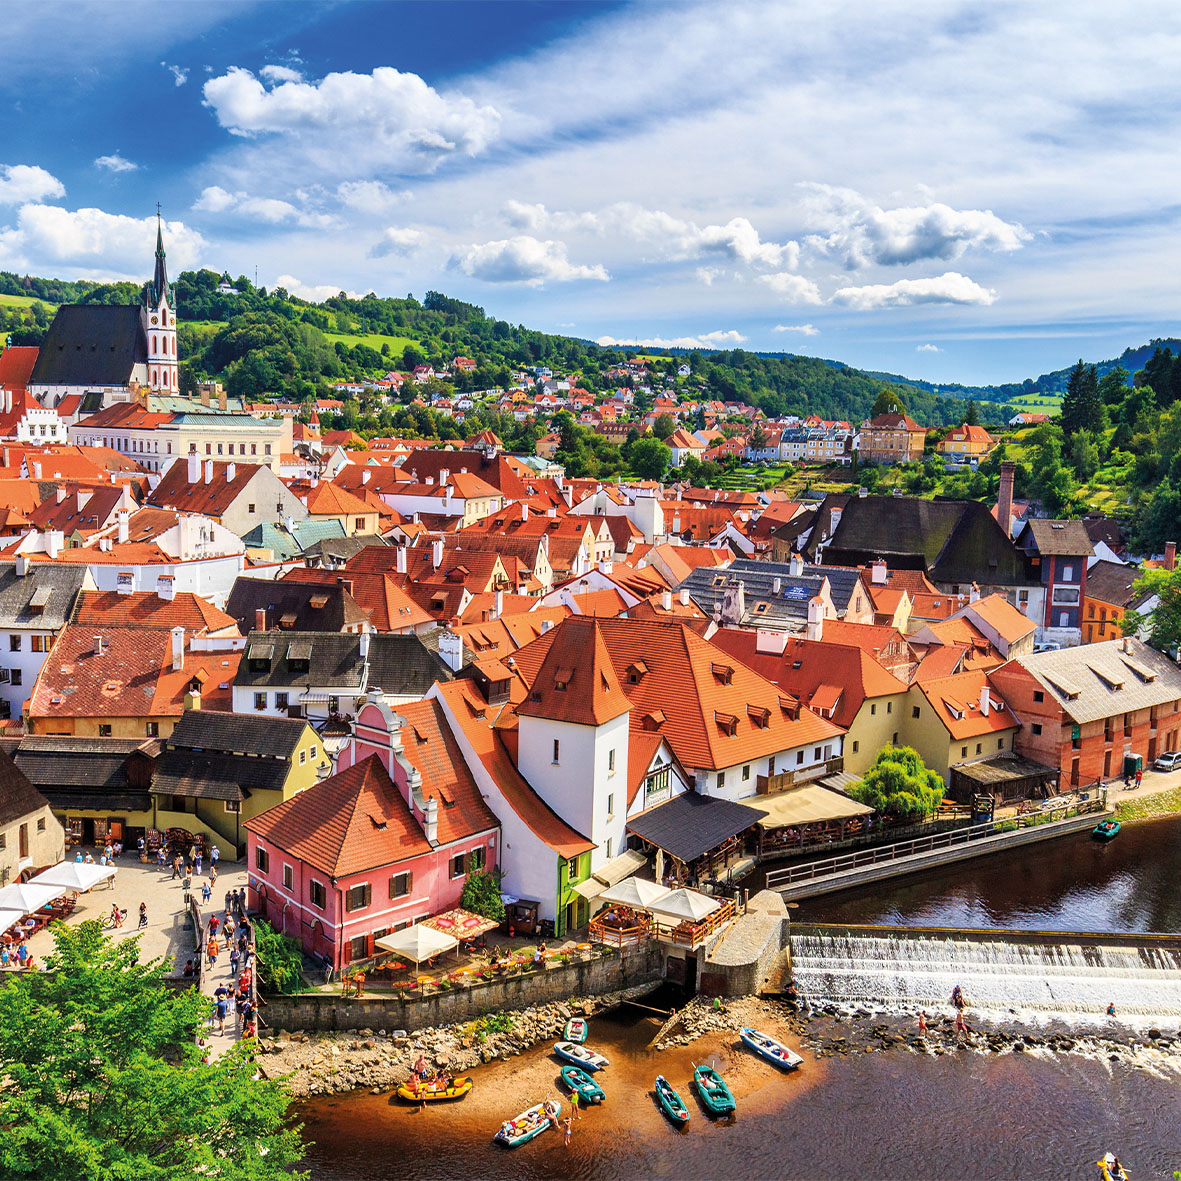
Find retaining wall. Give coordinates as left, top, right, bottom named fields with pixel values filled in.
left=264, top=943, right=664, bottom=1033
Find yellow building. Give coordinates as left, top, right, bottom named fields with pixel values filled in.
left=936, top=423, right=995, bottom=460
left=904, top=671, right=1019, bottom=782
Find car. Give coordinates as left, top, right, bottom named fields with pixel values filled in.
left=1033, top=641, right=1062, bottom=653
left=1153, top=751, right=1181, bottom=772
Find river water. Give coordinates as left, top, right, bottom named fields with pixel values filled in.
left=298, top=817, right=1181, bottom=1180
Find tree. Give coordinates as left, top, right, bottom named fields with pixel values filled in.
left=1060, top=360, right=1104, bottom=437
left=871, top=387, right=907, bottom=418
left=460, top=870, right=506, bottom=922
left=651, top=412, right=678, bottom=441
left=848, top=745, right=945, bottom=819
left=1133, top=478, right=1181, bottom=555
left=628, top=437, right=672, bottom=479
left=1068, top=430, right=1101, bottom=480
left=1120, top=568, right=1181, bottom=651
left=964, top=399, right=980, bottom=426
left=0, top=922, right=306, bottom=1181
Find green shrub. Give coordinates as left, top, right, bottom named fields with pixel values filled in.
left=253, top=919, right=307, bottom=994
left=460, top=869, right=506, bottom=922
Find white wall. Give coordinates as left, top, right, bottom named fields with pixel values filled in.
left=0, top=627, right=55, bottom=720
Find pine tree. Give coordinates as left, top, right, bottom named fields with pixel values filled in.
left=1061, top=361, right=1103, bottom=437
left=964, top=399, right=980, bottom=426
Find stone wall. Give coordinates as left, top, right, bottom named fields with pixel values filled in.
left=263, top=943, right=664, bottom=1033
left=701, top=891, right=790, bottom=997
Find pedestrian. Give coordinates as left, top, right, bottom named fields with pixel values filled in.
left=209, top=913, right=220, bottom=936
left=918, top=1011, right=928, bottom=1033
left=207, top=936, right=219, bottom=968
left=211, top=845, right=219, bottom=868
left=111, top=903, right=123, bottom=929
left=209, top=863, right=217, bottom=885
left=172, top=856, right=182, bottom=880
left=156, top=846, right=165, bottom=868
left=1107, top=1002, right=1116, bottom=1016
left=215, top=995, right=227, bottom=1035
left=230, top=945, right=241, bottom=976
left=955, top=1010, right=967, bottom=1037
left=563, top=1115, right=573, bottom=1147
left=195, top=852, right=202, bottom=876
left=224, top=890, right=232, bottom=914
left=1136, top=767, right=1143, bottom=788
left=138, top=902, right=148, bottom=928
left=136, top=835, right=145, bottom=860
left=189, top=843, right=198, bottom=865
left=223, top=914, right=235, bottom=939
left=201, top=880, right=212, bottom=903
left=235, top=887, right=245, bottom=916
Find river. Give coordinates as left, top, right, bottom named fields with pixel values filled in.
left=297, top=817, right=1181, bottom=1180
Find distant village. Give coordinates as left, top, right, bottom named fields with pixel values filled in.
left=0, top=227, right=1172, bottom=976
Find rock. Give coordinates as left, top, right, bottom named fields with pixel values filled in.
left=370, top=1087, right=382, bottom=1095
left=1148, top=1028, right=1162, bottom=1040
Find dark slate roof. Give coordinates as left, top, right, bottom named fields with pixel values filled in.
left=302, top=534, right=387, bottom=565
left=167, top=710, right=309, bottom=759
left=1084, top=515, right=1127, bottom=554
left=682, top=562, right=825, bottom=631
left=1016, top=518, right=1095, bottom=558
left=626, top=792, right=764, bottom=863
left=225, top=577, right=368, bottom=634
left=29, top=305, right=147, bottom=387
left=800, top=493, right=851, bottom=560
left=10, top=736, right=157, bottom=812
left=153, top=750, right=280, bottom=801
left=1083, top=560, right=1141, bottom=608
left=0, top=562, right=88, bottom=629
left=0, top=749, right=52, bottom=827
left=367, top=633, right=454, bottom=697
left=724, top=558, right=864, bottom=615
left=237, top=630, right=367, bottom=689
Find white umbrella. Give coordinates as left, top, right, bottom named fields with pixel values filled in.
left=31, top=861, right=117, bottom=892
left=374, top=923, right=459, bottom=964
left=597, top=877, right=671, bottom=910
left=647, top=888, right=720, bottom=922
left=0, top=907, right=29, bottom=933
left=0, top=881, right=64, bottom=913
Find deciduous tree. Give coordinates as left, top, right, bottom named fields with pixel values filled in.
left=849, top=746, right=945, bottom=819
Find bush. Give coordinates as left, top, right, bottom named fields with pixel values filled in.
left=460, top=869, right=506, bottom=922
left=253, top=919, right=307, bottom=994
left=849, top=745, right=945, bottom=819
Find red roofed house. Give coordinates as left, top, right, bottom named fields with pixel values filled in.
left=246, top=694, right=500, bottom=970
left=937, top=423, right=995, bottom=461
left=665, top=429, right=705, bottom=467
left=858, top=410, right=927, bottom=465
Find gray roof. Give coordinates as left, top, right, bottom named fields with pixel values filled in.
left=1084, top=560, right=1140, bottom=608
left=29, top=305, right=147, bottom=387
left=9, top=736, right=158, bottom=812
left=682, top=562, right=827, bottom=633
left=1017, top=519, right=1095, bottom=558
left=237, top=630, right=367, bottom=690
left=226, top=577, right=368, bottom=634
left=0, top=562, right=88, bottom=629
left=626, top=793, right=764, bottom=863
left=367, top=634, right=454, bottom=697
left=725, top=558, right=864, bottom=615
left=153, top=750, right=281, bottom=801
left=1012, top=638, right=1181, bottom=724
left=167, top=710, right=310, bottom=760
left=0, top=750, right=51, bottom=827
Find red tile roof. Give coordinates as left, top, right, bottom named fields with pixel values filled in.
left=917, top=670, right=1018, bottom=740
left=244, top=755, right=431, bottom=876
left=72, top=589, right=238, bottom=633
left=0, top=347, right=40, bottom=394
left=304, top=481, right=375, bottom=517
left=149, top=460, right=261, bottom=517
left=517, top=616, right=631, bottom=726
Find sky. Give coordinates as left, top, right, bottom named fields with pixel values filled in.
left=2, top=0, right=1181, bottom=386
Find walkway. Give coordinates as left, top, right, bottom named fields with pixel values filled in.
left=198, top=904, right=249, bottom=1060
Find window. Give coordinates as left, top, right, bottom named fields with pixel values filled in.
left=265, top=444, right=272, bottom=456
left=146, top=722, right=159, bottom=737
left=645, top=765, right=670, bottom=798
left=345, top=883, right=371, bottom=912
left=299, top=749, right=307, bottom=766
left=912, top=706, right=921, bottom=719
left=552, top=739, right=560, bottom=764
left=10, top=669, right=20, bottom=687
left=389, top=871, right=412, bottom=898
left=8, top=635, right=19, bottom=651
left=1031, top=723, right=1043, bottom=735
left=1033, top=691, right=1044, bottom=703
left=206, top=444, right=211, bottom=455
left=309, top=880, right=327, bottom=909
left=449, top=852, right=468, bottom=879
left=98, top=724, right=111, bottom=737
left=276, top=502, right=284, bottom=513
left=870, top=703, right=877, bottom=715
left=255, top=847, right=269, bottom=873
left=813, top=747, right=822, bottom=760
left=348, top=935, right=367, bottom=962
left=18, top=824, right=27, bottom=859
left=566, top=857, right=579, bottom=879
left=605, top=838, right=612, bottom=859
left=961, top=746, right=968, bottom=758
left=0, top=833, right=5, bottom=850
left=469, top=846, right=485, bottom=872
left=31, top=635, right=45, bottom=653
left=886, top=701, right=892, bottom=714
left=852, top=740, right=859, bottom=753
left=1063, top=565, right=1074, bottom=581
left=283, top=864, right=293, bottom=890
left=742, top=764, right=751, bottom=781
left=892, top=732, right=899, bottom=744
left=276, top=692, right=289, bottom=710
left=217, top=444, right=224, bottom=455
left=310, top=745, right=317, bottom=758
left=36, top=817, right=45, bottom=832
left=796, top=750, right=804, bottom=765
left=606, top=792, right=615, bottom=817
left=998, top=738, right=1005, bottom=749
left=247, top=503, right=256, bottom=514
left=254, top=692, right=267, bottom=711
left=223, top=800, right=240, bottom=813
left=715, top=771, right=725, bottom=790
left=976, top=743, right=982, bottom=755
left=608, top=749, right=615, bottom=774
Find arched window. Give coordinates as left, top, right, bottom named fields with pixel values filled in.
left=151, top=369, right=157, bottom=385
left=152, top=335, right=157, bottom=354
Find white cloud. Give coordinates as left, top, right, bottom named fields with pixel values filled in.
left=596, top=329, right=747, bottom=349
left=94, top=154, right=138, bottom=174
left=368, top=227, right=425, bottom=258
left=337, top=180, right=412, bottom=214
left=161, top=61, right=189, bottom=87
left=193, top=185, right=237, bottom=213
left=274, top=274, right=363, bottom=302
left=774, top=323, right=820, bottom=336
left=916, top=343, right=941, bottom=352
left=202, top=65, right=501, bottom=174
left=451, top=236, right=608, bottom=285
left=756, top=272, right=823, bottom=304
left=0, top=205, right=204, bottom=276
left=0, top=164, right=64, bottom=206
left=191, top=186, right=334, bottom=227
left=831, top=271, right=997, bottom=309
left=802, top=184, right=1031, bottom=270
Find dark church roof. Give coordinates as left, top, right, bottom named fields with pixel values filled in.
left=29, top=305, right=147, bottom=388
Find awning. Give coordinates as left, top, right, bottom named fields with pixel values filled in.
left=375, top=924, right=458, bottom=964
left=626, top=793, right=764, bottom=864
left=592, top=848, right=646, bottom=887
left=31, top=861, right=117, bottom=891
left=572, top=878, right=606, bottom=900
left=753, top=785, right=873, bottom=829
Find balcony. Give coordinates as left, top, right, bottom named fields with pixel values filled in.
left=756, top=756, right=844, bottom=795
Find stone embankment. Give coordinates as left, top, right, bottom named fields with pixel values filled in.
left=258, top=983, right=653, bottom=1098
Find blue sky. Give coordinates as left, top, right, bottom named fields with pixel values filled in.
left=3, top=0, right=1180, bottom=386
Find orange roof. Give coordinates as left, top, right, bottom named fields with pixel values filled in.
left=944, top=424, right=994, bottom=444
left=643, top=543, right=731, bottom=586
left=305, top=481, right=377, bottom=517
left=72, top=589, right=238, bottom=634
left=432, top=680, right=593, bottom=857
left=149, top=460, right=261, bottom=517
left=570, top=588, right=630, bottom=617
left=0, top=479, right=43, bottom=514
left=917, top=670, right=1017, bottom=740
left=517, top=616, right=631, bottom=726
left=963, top=593, right=1036, bottom=645
left=243, top=756, right=431, bottom=877
left=0, top=347, right=40, bottom=393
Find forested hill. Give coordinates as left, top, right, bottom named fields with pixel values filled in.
left=0, top=265, right=1000, bottom=426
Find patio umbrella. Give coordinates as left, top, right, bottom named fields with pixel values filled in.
left=0, top=907, right=29, bottom=933
left=647, top=887, right=720, bottom=922
left=421, top=908, right=500, bottom=940
left=374, top=924, right=459, bottom=964
left=31, top=861, right=117, bottom=892
left=597, top=877, right=671, bottom=910
left=0, top=881, right=65, bottom=913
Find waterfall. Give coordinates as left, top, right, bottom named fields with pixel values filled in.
left=790, top=929, right=1181, bottom=1021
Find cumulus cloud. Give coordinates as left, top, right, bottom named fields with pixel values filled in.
left=275, top=274, right=363, bottom=302
left=94, top=154, right=138, bottom=173
left=203, top=65, right=501, bottom=174
left=0, top=164, right=64, bottom=206
left=803, top=185, right=1030, bottom=270
left=191, top=185, right=334, bottom=227
left=451, top=236, right=608, bottom=285
left=161, top=61, right=189, bottom=87
left=756, top=272, right=823, bottom=304
left=917, top=343, right=941, bottom=352
left=0, top=205, right=204, bottom=275
left=831, top=271, right=996, bottom=309
left=192, top=185, right=236, bottom=213
left=368, top=227, right=424, bottom=258
left=774, top=323, right=820, bottom=336
left=337, top=180, right=412, bottom=214
left=595, top=329, right=747, bottom=349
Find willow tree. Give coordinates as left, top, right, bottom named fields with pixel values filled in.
left=850, top=745, right=945, bottom=819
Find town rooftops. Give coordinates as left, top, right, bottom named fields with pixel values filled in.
left=71, top=588, right=238, bottom=634
left=917, top=670, right=1018, bottom=740
left=0, top=347, right=40, bottom=394
left=1084, top=560, right=1141, bottom=608
left=0, top=749, right=52, bottom=827
left=1016, top=518, right=1095, bottom=557
left=227, top=576, right=368, bottom=634
left=167, top=709, right=311, bottom=761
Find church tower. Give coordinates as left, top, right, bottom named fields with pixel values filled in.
left=141, top=213, right=178, bottom=392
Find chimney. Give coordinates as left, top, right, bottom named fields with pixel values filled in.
left=598, top=560, right=613, bottom=575
left=979, top=683, right=991, bottom=716
left=93, top=634, right=104, bottom=656
left=14, top=555, right=29, bottom=577
left=672, top=514, right=681, bottom=534
left=361, top=470, right=370, bottom=485
left=541, top=618, right=554, bottom=633
left=218, top=390, right=227, bottom=411
left=55, top=486, right=67, bottom=505
left=440, top=468, right=450, bottom=486
left=255, top=607, right=266, bottom=631
left=116, top=510, right=129, bottom=544
left=1166, top=541, right=1177, bottom=572
left=679, top=587, right=690, bottom=607
left=46, top=531, right=62, bottom=559
left=424, top=797, right=438, bottom=844
left=432, top=538, right=444, bottom=568
left=187, top=452, right=201, bottom=484
left=547, top=506, right=556, bottom=518
left=969, top=582, right=980, bottom=604
left=437, top=628, right=463, bottom=672
left=171, top=625, right=185, bottom=672
left=226, top=463, right=236, bottom=483
left=116, top=571, right=134, bottom=595
left=806, top=595, right=824, bottom=642
left=396, top=546, right=407, bottom=575
left=662, top=589, right=673, bottom=611
left=204, top=459, right=213, bottom=484
left=772, top=576, right=782, bottom=594
left=521, top=502, right=529, bottom=523
left=493, top=589, right=504, bottom=619
left=200, top=386, right=210, bottom=407
left=871, top=559, right=888, bottom=585
left=32, top=461, right=41, bottom=479
left=183, top=687, right=202, bottom=712
left=1122, top=636, right=1132, bottom=654
left=789, top=552, right=803, bottom=577
left=756, top=629, right=788, bottom=655
left=359, top=630, right=371, bottom=660
left=997, top=461, right=1016, bottom=537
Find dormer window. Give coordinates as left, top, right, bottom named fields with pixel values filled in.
left=553, top=666, right=573, bottom=692
left=710, top=662, right=734, bottom=685
left=714, top=710, right=739, bottom=736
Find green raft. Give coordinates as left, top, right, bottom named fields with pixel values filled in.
left=693, top=1064, right=736, bottom=1115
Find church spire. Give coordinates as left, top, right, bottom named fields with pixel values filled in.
left=149, top=206, right=170, bottom=308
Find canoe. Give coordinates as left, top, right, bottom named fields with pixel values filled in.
left=554, top=1040, right=609, bottom=1071
left=1092, top=820, right=1121, bottom=841
left=560, top=1064, right=604, bottom=1104
left=739, top=1026, right=804, bottom=1071
left=493, top=1100, right=560, bottom=1148
left=1097, top=1157, right=1130, bottom=1181
left=693, top=1064, right=736, bottom=1115
left=654, top=1074, right=689, bottom=1125
left=396, top=1074, right=472, bottom=1103
left=564, top=1017, right=588, bottom=1043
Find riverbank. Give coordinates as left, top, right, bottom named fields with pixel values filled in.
left=1114, top=782, right=1181, bottom=822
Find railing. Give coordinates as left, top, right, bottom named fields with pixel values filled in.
left=588, top=897, right=739, bottom=950
left=765, top=794, right=1107, bottom=890
left=756, top=757, right=844, bottom=795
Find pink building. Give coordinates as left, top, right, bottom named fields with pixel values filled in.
left=244, top=697, right=500, bottom=969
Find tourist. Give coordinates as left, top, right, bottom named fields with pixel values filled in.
left=918, top=1011, right=928, bottom=1033
left=111, top=903, right=123, bottom=929
left=1107, top=1002, right=1116, bottom=1017
left=563, top=1115, right=573, bottom=1147
left=83, top=850, right=94, bottom=864
left=137, top=835, right=145, bottom=859
left=16, top=944, right=28, bottom=967
left=138, top=902, right=148, bottom=928
left=236, top=887, right=246, bottom=916
left=223, top=914, right=235, bottom=940
left=195, top=851, right=202, bottom=876
left=211, top=844, right=219, bottom=868
left=156, top=847, right=166, bottom=869
left=209, top=913, right=220, bottom=936
left=202, top=881, right=212, bottom=903
left=224, top=890, right=232, bottom=914
left=207, top=936, right=219, bottom=969
left=172, top=856, right=183, bottom=880
left=1135, top=768, right=1143, bottom=788
left=951, top=985, right=964, bottom=1009
left=214, top=994, right=227, bottom=1034
left=210, top=863, right=218, bottom=885
left=0, top=948, right=9, bottom=968
left=230, top=944, right=241, bottom=976
left=182, top=959, right=195, bottom=978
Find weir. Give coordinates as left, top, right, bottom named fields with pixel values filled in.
left=789, top=924, right=1181, bottom=1020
